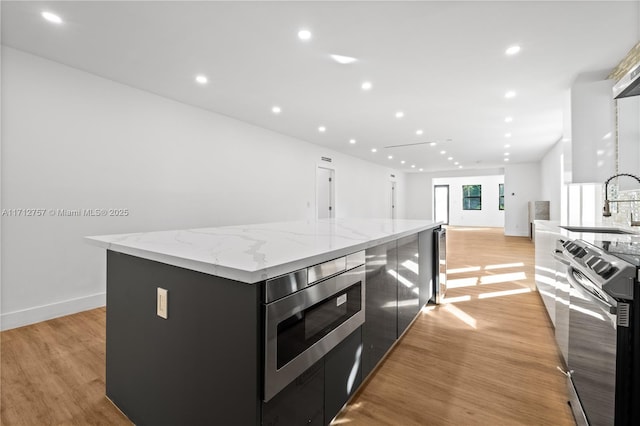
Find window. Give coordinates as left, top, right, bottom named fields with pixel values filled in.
left=499, top=183, right=505, bottom=210
left=462, top=185, right=482, bottom=210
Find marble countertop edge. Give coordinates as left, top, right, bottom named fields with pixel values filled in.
left=86, top=219, right=441, bottom=284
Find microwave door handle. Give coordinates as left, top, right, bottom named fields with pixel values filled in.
left=566, top=267, right=617, bottom=325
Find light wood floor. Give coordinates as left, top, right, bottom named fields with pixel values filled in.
left=334, top=227, right=575, bottom=425
left=1, top=227, right=574, bottom=425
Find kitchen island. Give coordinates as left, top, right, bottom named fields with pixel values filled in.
left=87, top=218, right=442, bottom=425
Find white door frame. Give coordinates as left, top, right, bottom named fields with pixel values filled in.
left=316, top=165, right=335, bottom=219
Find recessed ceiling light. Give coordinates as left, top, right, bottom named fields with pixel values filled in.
left=318, top=126, right=326, bottom=133
left=416, top=129, right=423, bottom=136
left=504, top=152, right=510, bottom=156
left=430, top=142, right=437, bottom=147
left=447, top=157, right=453, bottom=161
left=459, top=165, right=463, bottom=169
left=504, top=116, right=513, bottom=123
left=42, top=11, right=63, bottom=24
left=411, top=165, right=416, bottom=168
left=371, top=148, right=377, bottom=153
left=395, top=111, right=404, bottom=119
left=504, top=133, right=512, bottom=138
left=505, top=91, right=516, bottom=99
left=504, top=144, right=511, bottom=148
left=504, top=158, right=510, bottom=162
left=298, top=29, right=312, bottom=41
left=331, top=54, right=357, bottom=64
left=505, top=45, right=521, bottom=55
left=195, top=75, right=208, bottom=84
left=349, top=139, right=356, bottom=144
left=440, top=150, right=446, bottom=155
left=419, top=168, right=424, bottom=172
left=272, top=106, right=281, bottom=114
left=454, top=161, right=459, bottom=165
left=401, top=160, right=406, bottom=164
left=361, top=81, right=372, bottom=91
left=388, top=155, right=393, bottom=160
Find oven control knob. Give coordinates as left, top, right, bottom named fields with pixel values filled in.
left=586, top=256, right=601, bottom=269
left=594, top=262, right=613, bottom=276
left=567, top=243, right=580, bottom=254
left=574, top=248, right=588, bottom=258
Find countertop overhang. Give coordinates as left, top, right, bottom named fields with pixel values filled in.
left=86, top=218, right=441, bottom=283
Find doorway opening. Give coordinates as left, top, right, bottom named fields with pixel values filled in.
left=317, top=167, right=335, bottom=219
left=434, top=184, right=449, bottom=224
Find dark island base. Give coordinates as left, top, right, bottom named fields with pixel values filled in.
left=105, top=228, right=437, bottom=425
left=106, top=250, right=261, bottom=425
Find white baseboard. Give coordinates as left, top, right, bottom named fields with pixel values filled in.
left=1, top=293, right=106, bottom=331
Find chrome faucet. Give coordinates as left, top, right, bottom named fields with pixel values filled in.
left=603, top=173, right=640, bottom=225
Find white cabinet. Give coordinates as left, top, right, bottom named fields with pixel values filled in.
left=534, top=221, right=561, bottom=325
left=571, top=78, right=616, bottom=183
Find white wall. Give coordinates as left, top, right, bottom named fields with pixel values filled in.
left=0, top=47, right=406, bottom=330
left=432, top=175, right=504, bottom=227
left=540, top=139, right=563, bottom=221
left=405, top=168, right=504, bottom=221
left=504, top=163, right=542, bottom=236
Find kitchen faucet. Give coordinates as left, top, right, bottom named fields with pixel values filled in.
left=603, top=173, right=640, bottom=225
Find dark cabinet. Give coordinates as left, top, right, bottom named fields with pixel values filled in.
left=362, top=242, right=398, bottom=378
left=324, top=328, right=363, bottom=424
left=396, top=234, right=420, bottom=336
left=262, top=360, right=324, bottom=426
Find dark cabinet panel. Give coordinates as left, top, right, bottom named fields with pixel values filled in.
left=324, top=328, right=363, bottom=424
left=106, top=251, right=261, bottom=426
left=362, top=242, right=397, bottom=378
left=418, top=230, right=436, bottom=308
left=397, top=234, right=420, bottom=336
left=262, top=360, right=324, bottom=426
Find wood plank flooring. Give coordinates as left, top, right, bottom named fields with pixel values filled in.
left=334, top=227, right=575, bottom=425
left=1, top=227, right=574, bottom=425
left=1, top=308, right=129, bottom=425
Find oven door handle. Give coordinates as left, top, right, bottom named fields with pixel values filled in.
left=566, top=266, right=618, bottom=326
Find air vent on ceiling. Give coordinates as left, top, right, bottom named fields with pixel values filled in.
left=321, top=156, right=332, bottom=163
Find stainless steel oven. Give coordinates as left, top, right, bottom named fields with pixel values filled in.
left=559, top=239, right=638, bottom=426
left=263, top=251, right=366, bottom=402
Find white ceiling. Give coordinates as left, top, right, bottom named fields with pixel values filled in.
left=2, top=1, right=639, bottom=173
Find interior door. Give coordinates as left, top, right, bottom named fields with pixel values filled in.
left=434, top=185, right=449, bottom=224
left=317, top=167, right=334, bottom=219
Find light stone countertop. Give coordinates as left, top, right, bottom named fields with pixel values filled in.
left=86, top=218, right=441, bottom=283
left=535, top=219, right=640, bottom=245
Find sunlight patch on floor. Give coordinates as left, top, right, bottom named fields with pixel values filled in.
left=447, top=277, right=479, bottom=288
left=447, top=266, right=481, bottom=274
left=485, top=262, right=525, bottom=270
left=443, top=295, right=472, bottom=303
left=478, top=288, right=531, bottom=299
left=479, top=272, right=527, bottom=285
left=444, top=304, right=477, bottom=329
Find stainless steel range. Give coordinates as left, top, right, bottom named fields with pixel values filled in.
left=559, top=239, right=639, bottom=426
